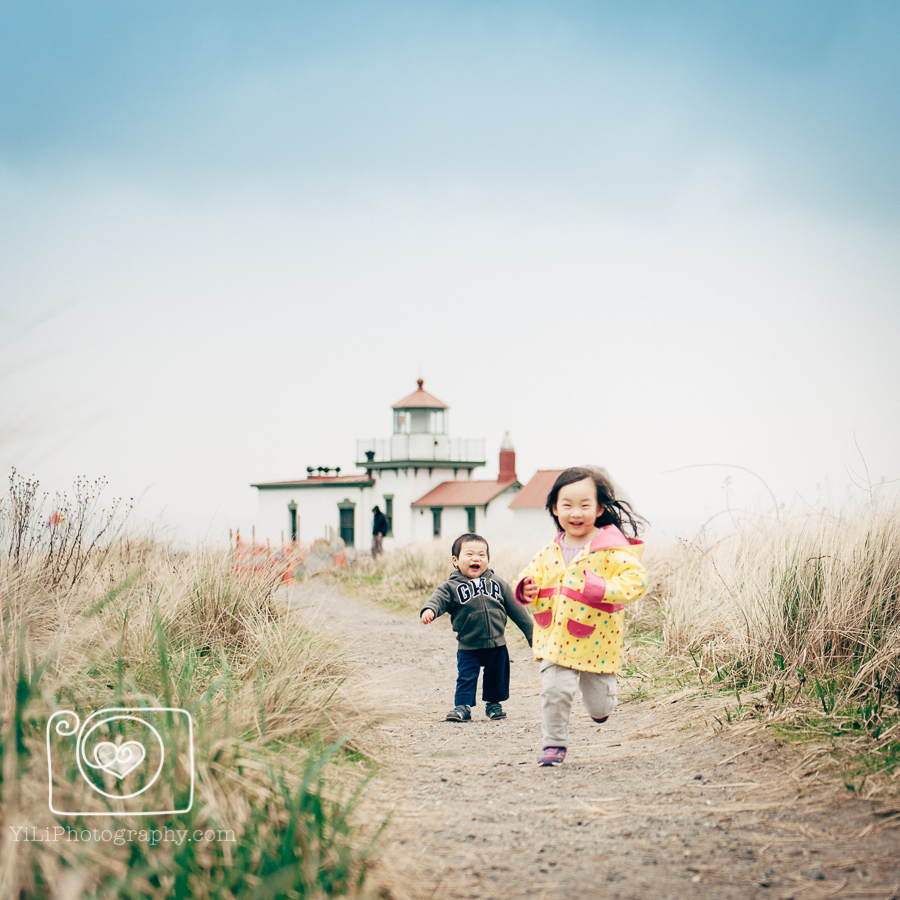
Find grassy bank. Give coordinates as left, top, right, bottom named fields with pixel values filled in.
left=654, top=500, right=900, bottom=797
left=0, top=472, right=386, bottom=899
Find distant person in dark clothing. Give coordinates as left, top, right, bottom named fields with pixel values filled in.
left=372, top=506, right=388, bottom=558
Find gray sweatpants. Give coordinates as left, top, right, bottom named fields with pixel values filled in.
left=540, top=660, right=618, bottom=748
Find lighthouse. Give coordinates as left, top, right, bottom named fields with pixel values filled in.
left=253, top=379, right=492, bottom=548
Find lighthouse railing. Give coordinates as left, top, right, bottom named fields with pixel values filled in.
left=356, top=437, right=485, bottom=465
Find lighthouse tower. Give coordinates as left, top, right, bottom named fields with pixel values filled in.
left=353, top=378, right=489, bottom=544
left=356, top=378, right=485, bottom=474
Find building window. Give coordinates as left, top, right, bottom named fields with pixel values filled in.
left=288, top=502, right=298, bottom=543
left=394, top=408, right=445, bottom=435
left=431, top=507, right=442, bottom=538
left=466, top=507, right=476, bottom=533
left=384, top=496, right=393, bottom=536
left=338, top=500, right=356, bottom=547
left=410, top=409, right=429, bottom=433
left=393, top=410, right=408, bottom=434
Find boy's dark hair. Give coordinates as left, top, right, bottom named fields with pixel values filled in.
left=545, top=467, right=647, bottom=537
left=451, top=533, right=490, bottom=559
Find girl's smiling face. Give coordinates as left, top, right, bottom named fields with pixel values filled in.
left=553, top=477, right=603, bottom=543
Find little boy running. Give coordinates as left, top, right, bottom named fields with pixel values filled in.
left=420, top=533, right=533, bottom=721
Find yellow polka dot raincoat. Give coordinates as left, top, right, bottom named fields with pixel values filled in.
left=514, top=525, right=648, bottom=674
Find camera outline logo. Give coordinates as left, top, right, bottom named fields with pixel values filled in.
left=46, top=707, right=195, bottom=816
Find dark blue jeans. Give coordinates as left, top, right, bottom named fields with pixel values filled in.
left=454, top=645, right=510, bottom=707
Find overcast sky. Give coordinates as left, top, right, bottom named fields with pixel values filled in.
left=2, top=1, right=899, bottom=543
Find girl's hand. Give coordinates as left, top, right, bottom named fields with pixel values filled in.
left=521, top=577, right=538, bottom=602
left=421, top=610, right=434, bottom=624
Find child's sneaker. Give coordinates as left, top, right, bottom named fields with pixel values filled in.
left=485, top=702, right=506, bottom=720
left=538, top=746, right=567, bottom=766
left=445, top=705, right=471, bottom=722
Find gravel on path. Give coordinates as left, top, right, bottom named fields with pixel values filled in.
left=289, top=581, right=900, bottom=900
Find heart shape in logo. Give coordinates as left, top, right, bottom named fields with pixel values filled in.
left=94, top=741, right=146, bottom=779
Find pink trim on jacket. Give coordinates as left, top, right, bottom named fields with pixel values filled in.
left=560, top=584, right=623, bottom=614
left=583, top=570, right=607, bottom=604
left=554, top=525, right=643, bottom=553
left=566, top=620, right=596, bottom=638
left=589, top=524, right=644, bottom=552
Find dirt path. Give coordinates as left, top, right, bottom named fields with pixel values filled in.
left=290, top=583, right=900, bottom=900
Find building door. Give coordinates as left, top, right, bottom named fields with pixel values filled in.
left=338, top=504, right=355, bottom=546
left=431, top=507, right=442, bottom=538
left=288, top=503, right=298, bottom=543
left=466, top=507, right=476, bottom=532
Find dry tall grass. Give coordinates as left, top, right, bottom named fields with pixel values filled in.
left=648, top=500, right=900, bottom=795
left=658, top=501, right=900, bottom=697
left=0, top=471, right=385, bottom=899
left=1, top=542, right=365, bottom=748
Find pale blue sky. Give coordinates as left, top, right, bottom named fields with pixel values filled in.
left=2, top=1, right=899, bottom=541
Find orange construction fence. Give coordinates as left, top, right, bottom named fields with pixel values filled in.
left=232, top=533, right=347, bottom=583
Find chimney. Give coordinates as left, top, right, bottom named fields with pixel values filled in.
left=498, top=431, right=516, bottom=483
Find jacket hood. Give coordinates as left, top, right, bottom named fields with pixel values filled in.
left=447, top=566, right=495, bottom=583
left=556, top=525, right=644, bottom=558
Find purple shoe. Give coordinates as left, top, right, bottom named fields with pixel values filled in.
left=538, top=746, right=567, bottom=766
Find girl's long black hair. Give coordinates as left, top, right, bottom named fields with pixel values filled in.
left=545, top=466, right=647, bottom=538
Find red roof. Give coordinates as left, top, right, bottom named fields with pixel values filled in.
left=252, top=473, right=375, bottom=489
left=392, top=378, right=448, bottom=410
left=508, top=469, right=565, bottom=509
left=412, top=479, right=517, bottom=507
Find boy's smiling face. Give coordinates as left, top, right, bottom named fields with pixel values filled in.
left=452, top=540, right=489, bottom=579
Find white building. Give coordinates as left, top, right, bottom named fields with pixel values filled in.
left=252, top=379, right=563, bottom=550
left=508, top=469, right=566, bottom=548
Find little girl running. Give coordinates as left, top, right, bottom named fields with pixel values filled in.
left=515, top=466, right=648, bottom=766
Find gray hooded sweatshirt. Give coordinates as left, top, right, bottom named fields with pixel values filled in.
left=420, top=568, right=534, bottom=651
